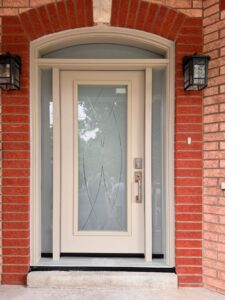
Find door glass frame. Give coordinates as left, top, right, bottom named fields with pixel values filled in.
left=30, top=27, right=175, bottom=267
left=73, top=80, right=132, bottom=237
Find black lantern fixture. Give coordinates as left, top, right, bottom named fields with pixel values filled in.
left=183, top=54, right=210, bottom=91
left=0, top=52, right=21, bottom=90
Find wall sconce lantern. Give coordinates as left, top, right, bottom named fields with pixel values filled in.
left=183, top=54, right=210, bottom=91
left=0, top=52, right=21, bottom=90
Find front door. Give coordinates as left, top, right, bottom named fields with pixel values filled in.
left=60, top=71, right=145, bottom=254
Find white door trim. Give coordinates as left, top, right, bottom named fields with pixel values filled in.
left=145, top=67, right=152, bottom=262
left=30, top=26, right=175, bottom=266
left=52, top=68, right=61, bottom=261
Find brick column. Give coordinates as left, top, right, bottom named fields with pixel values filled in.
left=203, top=0, right=225, bottom=295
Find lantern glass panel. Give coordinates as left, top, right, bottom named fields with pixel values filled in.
left=0, top=63, right=10, bottom=83
left=194, top=63, right=205, bottom=79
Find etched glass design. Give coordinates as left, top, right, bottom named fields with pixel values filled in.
left=77, top=85, right=127, bottom=231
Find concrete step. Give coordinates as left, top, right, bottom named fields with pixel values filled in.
left=27, top=271, right=178, bottom=289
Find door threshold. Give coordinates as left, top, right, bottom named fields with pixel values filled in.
left=31, top=257, right=175, bottom=273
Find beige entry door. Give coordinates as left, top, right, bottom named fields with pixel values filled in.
left=60, top=71, right=145, bottom=253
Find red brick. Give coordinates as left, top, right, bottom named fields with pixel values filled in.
left=176, top=169, right=202, bottom=177
left=144, top=3, right=159, bottom=32
left=2, top=152, right=30, bottom=160
left=2, top=16, right=21, bottom=26
left=75, top=0, right=86, bottom=27
left=3, top=265, right=30, bottom=274
left=168, top=13, right=186, bottom=40
left=2, top=195, right=29, bottom=204
left=3, top=142, right=30, bottom=151
left=175, top=159, right=202, bottom=168
left=176, top=123, right=202, bottom=132
left=65, top=0, right=77, bottom=28
left=2, top=25, right=24, bottom=35
left=135, top=1, right=149, bottom=30
left=3, top=247, right=29, bottom=256
left=84, top=0, right=93, bottom=26
left=176, top=239, right=202, bottom=249
left=56, top=1, right=70, bottom=30
left=2, top=106, right=29, bottom=114
left=3, top=160, right=30, bottom=169
left=29, top=8, right=46, bottom=38
left=176, top=257, right=202, bottom=265
left=3, top=222, right=29, bottom=230
left=37, top=5, right=53, bottom=34
left=151, top=6, right=168, bottom=35
left=176, top=178, right=202, bottom=186
left=3, top=178, right=29, bottom=186
left=176, top=231, right=202, bottom=239
left=160, top=10, right=177, bottom=38
left=126, top=0, right=139, bottom=28
left=19, top=11, right=35, bottom=40
left=180, top=26, right=202, bottom=36
left=221, top=0, right=225, bottom=10
left=46, top=3, right=62, bottom=32
left=176, top=133, right=202, bottom=141
left=179, top=275, right=202, bottom=284
left=3, top=257, right=30, bottom=265
left=3, top=133, right=29, bottom=142
left=176, top=222, right=202, bottom=231
left=176, top=152, right=202, bottom=159
left=177, top=267, right=202, bottom=274
left=177, top=35, right=203, bottom=45
left=3, top=230, right=29, bottom=239
left=3, top=238, right=30, bottom=247
left=118, top=0, right=129, bottom=27
left=176, top=249, right=202, bottom=257
left=2, top=115, right=29, bottom=123
left=2, top=274, right=27, bottom=285
left=176, top=115, right=202, bottom=123
left=176, top=213, right=202, bottom=221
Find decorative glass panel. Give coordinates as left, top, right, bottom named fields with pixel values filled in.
left=152, top=69, right=166, bottom=256
left=77, top=85, right=127, bottom=231
left=42, top=43, right=165, bottom=59
left=41, top=69, right=53, bottom=253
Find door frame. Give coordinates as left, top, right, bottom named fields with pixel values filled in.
left=30, top=26, right=175, bottom=266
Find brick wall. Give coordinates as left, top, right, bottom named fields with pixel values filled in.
left=0, top=0, right=204, bottom=287
left=0, top=0, right=203, bottom=17
left=203, top=0, right=225, bottom=295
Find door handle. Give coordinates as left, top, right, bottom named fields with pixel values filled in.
left=134, top=171, right=142, bottom=203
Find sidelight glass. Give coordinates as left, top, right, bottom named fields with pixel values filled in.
left=152, top=69, right=166, bottom=256
left=41, top=69, right=53, bottom=253
left=77, top=85, right=128, bottom=232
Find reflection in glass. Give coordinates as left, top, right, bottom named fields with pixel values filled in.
left=77, top=85, right=127, bottom=231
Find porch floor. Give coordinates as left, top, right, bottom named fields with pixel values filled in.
left=0, top=286, right=224, bottom=300
left=33, top=257, right=167, bottom=268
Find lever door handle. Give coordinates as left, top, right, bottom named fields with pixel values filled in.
left=134, top=171, right=142, bottom=203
